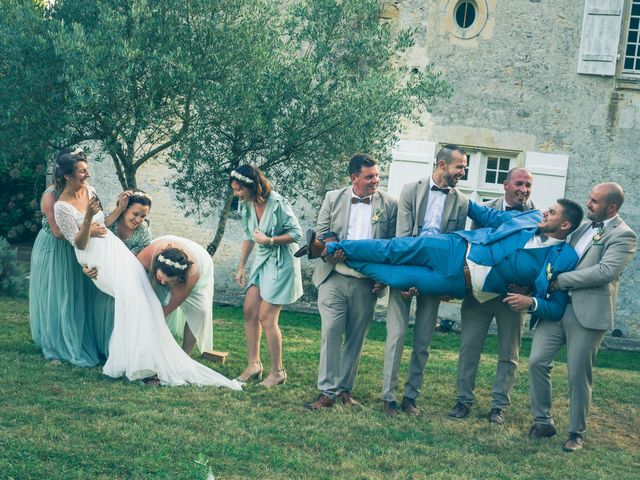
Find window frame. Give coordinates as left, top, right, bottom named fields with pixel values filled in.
left=454, top=147, right=521, bottom=203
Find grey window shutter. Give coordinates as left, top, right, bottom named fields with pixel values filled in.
left=577, top=0, right=624, bottom=76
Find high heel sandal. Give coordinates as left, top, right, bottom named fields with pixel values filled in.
left=258, top=368, right=287, bottom=388
left=235, top=362, right=263, bottom=383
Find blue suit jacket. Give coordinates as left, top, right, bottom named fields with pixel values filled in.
left=455, top=201, right=579, bottom=324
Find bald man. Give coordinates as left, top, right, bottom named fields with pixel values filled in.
left=527, top=183, right=637, bottom=452
left=449, top=168, right=535, bottom=424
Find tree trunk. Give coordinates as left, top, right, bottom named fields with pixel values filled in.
left=124, top=164, right=138, bottom=190
left=207, top=191, right=235, bottom=256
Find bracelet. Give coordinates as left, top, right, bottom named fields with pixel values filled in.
left=269, top=237, right=275, bottom=246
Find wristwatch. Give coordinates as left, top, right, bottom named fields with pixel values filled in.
left=269, top=237, right=275, bottom=246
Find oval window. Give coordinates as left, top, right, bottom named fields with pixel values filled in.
left=455, top=1, right=476, bottom=29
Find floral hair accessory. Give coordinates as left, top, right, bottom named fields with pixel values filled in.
left=157, top=254, right=188, bottom=270
left=131, top=191, right=153, bottom=201
left=71, top=147, right=84, bottom=155
left=230, top=170, right=254, bottom=184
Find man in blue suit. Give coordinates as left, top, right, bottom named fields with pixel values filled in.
left=311, top=198, right=584, bottom=321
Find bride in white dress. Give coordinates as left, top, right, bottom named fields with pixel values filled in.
left=52, top=149, right=241, bottom=389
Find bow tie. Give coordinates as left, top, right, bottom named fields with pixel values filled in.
left=351, top=196, right=371, bottom=205
left=505, top=204, right=524, bottom=212
left=431, top=185, right=450, bottom=195
left=591, top=221, right=604, bottom=229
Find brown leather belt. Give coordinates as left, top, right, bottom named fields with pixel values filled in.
left=463, top=261, right=472, bottom=290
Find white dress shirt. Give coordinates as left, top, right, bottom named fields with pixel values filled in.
left=572, top=216, right=616, bottom=260
left=420, top=177, right=447, bottom=237
left=336, top=190, right=373, bottom=278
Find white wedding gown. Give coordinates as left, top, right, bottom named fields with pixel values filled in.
left=53, top=186, right=241, bottom=389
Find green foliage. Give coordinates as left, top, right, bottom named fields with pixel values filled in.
left=0, top=0, right=61, bottom=241
left=0, top=162, right=46, bottom=242
left=0, top=237, right=28, bottom=297
left=169, top=0, right=452, bottom=252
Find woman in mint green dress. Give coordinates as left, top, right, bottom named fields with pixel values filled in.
left=89, top=190, right=153, bottom=358
left=231, top=165, right=303, bottom=388
left=29, top=151, right=104, bottom=366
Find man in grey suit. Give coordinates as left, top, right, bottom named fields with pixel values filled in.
left=449, top=168, right=535, bottom=424
left=304, top=153, right=398, bottom=410
left=528, top=182, right=637, bottom=452
left=382, top=144, right=468, bottom=416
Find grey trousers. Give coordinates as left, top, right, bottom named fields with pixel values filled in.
left=382, top=288, right=440, bottom=402
left=316, top=271, right=377, bottom=398
left=456, top=295, right=526, bottom=410
left=529, top=304, right=606, bottom=435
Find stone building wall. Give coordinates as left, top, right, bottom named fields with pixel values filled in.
left=91, top=0, right=640, bottom=337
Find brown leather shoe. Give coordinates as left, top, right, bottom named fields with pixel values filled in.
left=304, top=394, right=335, bottom=410
left=400, top=396, right=420, bottom=416
left=337, top=391, right=361, bottom=407
left=488, top=408, right=505, bottom=425
left=383, top=400, right=398, bottom=417
left=448, top=402, right=470, bottom=419
left=527, top=423, right=557, bottom=440
left=562, top=433, right=584, bottom=452
left=307, top=230, right=328, bottom=259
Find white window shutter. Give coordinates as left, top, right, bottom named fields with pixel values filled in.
left=577, top=0, right=624, bottom=76
left=388, top=140, right=436, bottom=198
left=524, top=152, right=569, bottom=210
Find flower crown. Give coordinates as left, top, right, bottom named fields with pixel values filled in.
left=230, top=170, right=254, bottom=184
left=157, top=254, right=188, bottom=270
left=131, top=191, right=153, bottom=201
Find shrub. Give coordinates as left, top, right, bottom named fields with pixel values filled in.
left=0, top=161, right=47, bottom=243
left=0, top=236, right=29, bottom=297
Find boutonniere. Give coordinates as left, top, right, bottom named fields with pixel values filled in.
left=546, top=263, right=553, bottom=281
left=371, top=208, right=383, bottom=224
left=592, top=226, right=604, bottom=243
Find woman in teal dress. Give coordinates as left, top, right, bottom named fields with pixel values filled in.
left=231, top=165, right=303, bottom=387
left=29, top=150, right=102, bottom=366
left=89, top=190, right=153, bottom=358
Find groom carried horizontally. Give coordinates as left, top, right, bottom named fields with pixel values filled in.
left=307, top=198, right=584, bottom=321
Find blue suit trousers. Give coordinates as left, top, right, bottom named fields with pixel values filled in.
left=327, top=235, right=468, bottom=298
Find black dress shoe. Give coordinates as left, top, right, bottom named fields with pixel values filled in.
left=527, top=423, right=557, bottom=440
left=400, top=396, right=420, bottom=416
left=448, top=402, right=470, bottom=419
left=383, top=400, right=398, bottom=417
left=562, top=433, right=584, bottom=452
left=488, top=408, right=505, bottom=425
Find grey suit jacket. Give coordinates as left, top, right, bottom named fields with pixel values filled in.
left=470, top=197, right=536, bottom=230
left=557, top=215, right=637, bottom=330
left=395, top=177, right=468, bottom=238
left=312, top=187, right=398, bottom=287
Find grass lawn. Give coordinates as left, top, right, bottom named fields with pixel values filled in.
left=1, top=297, right=639, bottom=479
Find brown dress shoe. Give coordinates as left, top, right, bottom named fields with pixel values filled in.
left=383, top=400, right=398, bottom=417
left=304, top=394, right=335, bottom=410
left=400, top=396, right=420, bottom=416
left=562, top=433, right=584, bottom=452
left=448, top=402, right=470, bottom=419
left=337, top=391, right=361, bottom=407
left=488, top=408, right=505, bottom=425
left=527, top=423, right=557, bottom=440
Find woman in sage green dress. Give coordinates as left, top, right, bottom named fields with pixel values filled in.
left=89, top=190, right=153, bottom=358
left=29, top=149, right=105, bottom=366
left=231, top=165, right=303, bottom=387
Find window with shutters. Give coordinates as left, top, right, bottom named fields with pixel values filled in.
left=456, top=147, right=519, bottom=202
left=577, top=0, right=625, bottom=76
